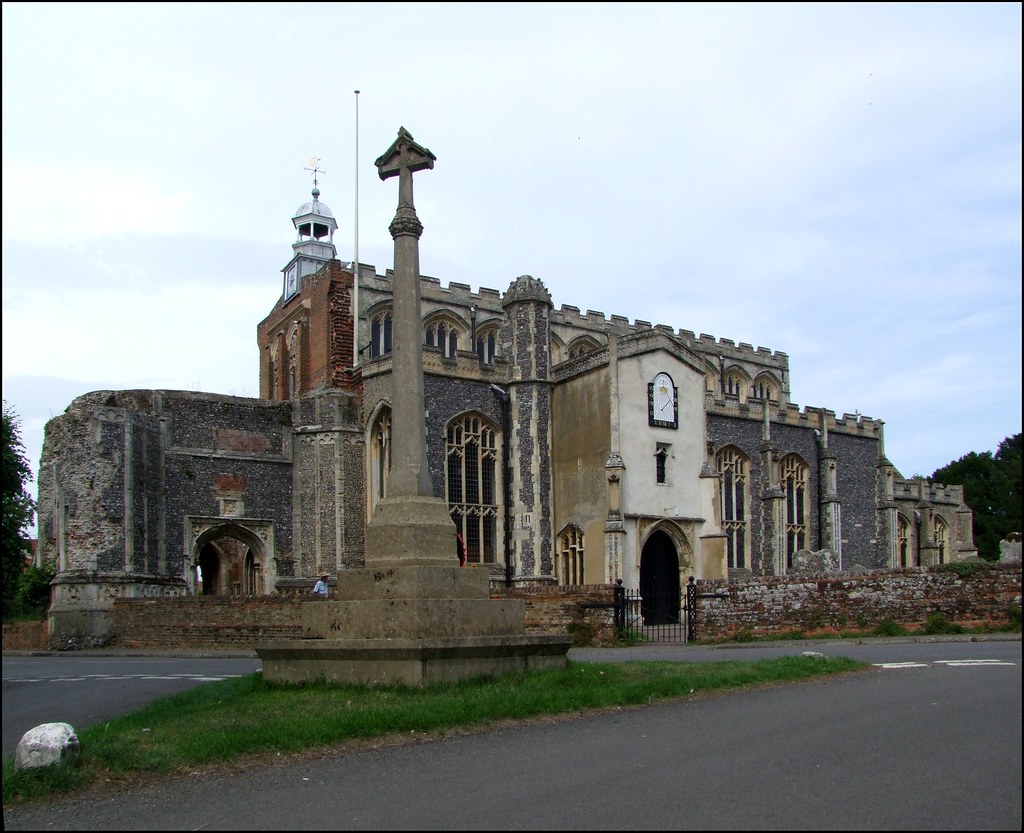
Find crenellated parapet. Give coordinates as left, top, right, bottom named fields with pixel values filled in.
left=707, top=397, right=883, bottom=439
left=892, top=479, right=967, bottom=506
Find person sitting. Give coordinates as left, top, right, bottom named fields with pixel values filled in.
left=312, top=574, right=329, bottom=595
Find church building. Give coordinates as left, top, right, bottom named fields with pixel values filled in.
left=36, top=134, right=977, bottom=643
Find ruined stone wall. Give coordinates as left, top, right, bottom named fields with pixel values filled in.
left=694, top=564, right=1021, bottom=639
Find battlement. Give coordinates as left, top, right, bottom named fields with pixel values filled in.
left=892, top=480, right=966, bottom=506
left=707, top=396, right=882, bottom=438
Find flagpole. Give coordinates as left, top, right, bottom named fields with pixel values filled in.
left=352, top=89, right=361, bottom=368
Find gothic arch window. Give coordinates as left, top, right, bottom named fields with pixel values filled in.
left=557, top=525, right=585, bottom=586
left=568, top=336, right=599, bottom=360
left=370, top=309, right=393, bottom=358
left=933, top=515, right=948, bottom=565
left=897, top=513, right=911, bottom=568
left=705, top=366, right=719, bottom=396
left=368, top=407, right=392, bottom=512
left=781, top=453, right=809, bottom=570
left=550, top=333, right=566, bottom=366
left=446, top=414, right=500, bottom=564
left=751, top=374, right=777, bottom=401
left=725, top=370, right=748, bottom=402
left=476, top=326, right=498, bottom=365
left=425, top=316, right=460, bottom=358
left=716, top=446, right=749, bottom=570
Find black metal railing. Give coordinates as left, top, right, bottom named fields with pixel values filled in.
left=613, top=576, right=696, bottom=643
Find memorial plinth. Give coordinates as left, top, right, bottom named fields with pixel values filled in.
left=256, top=128, right=570, bottom=686
left=258, top=565, right=569, bottom=685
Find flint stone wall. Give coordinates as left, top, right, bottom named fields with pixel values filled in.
left=695, top=563, right=1021, bottom=637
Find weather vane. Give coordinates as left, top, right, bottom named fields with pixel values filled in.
left=304, top=156, right=325, bottom=191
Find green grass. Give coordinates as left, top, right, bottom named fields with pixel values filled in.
left=2, top=655, right=864, bottom=805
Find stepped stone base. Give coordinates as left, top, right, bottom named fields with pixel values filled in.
left=256, top=557, right=572, bottom=687
left=257, top=634, right=570, bottom=686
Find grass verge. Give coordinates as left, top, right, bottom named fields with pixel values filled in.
left=3, top=655, right=864, bottom=805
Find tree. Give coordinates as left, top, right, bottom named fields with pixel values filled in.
left=932, top=432, right=1022, bottom=561
left=2, top=402, right=36, bottom=616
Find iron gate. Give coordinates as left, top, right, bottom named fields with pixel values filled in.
left=614, top=577, right=696, bottom=643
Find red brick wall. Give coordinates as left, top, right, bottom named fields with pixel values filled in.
left=111, top=596, right=306, bottom=649
left=2, top=620, right=48, bottom=651
left=490, top=582, right=617, bottom=646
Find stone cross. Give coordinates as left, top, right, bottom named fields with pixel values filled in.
left=374, top=127, right=437, bottom=499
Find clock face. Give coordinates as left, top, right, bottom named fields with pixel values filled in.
left=649, top=372, right=677, bottom=428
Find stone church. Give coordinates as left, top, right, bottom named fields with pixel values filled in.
left=36, top=132, right=977, bottom=643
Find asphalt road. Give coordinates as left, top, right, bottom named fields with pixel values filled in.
left=2, top=637, right=1020, bottom=830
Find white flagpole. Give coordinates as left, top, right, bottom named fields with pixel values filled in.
left=352, top=89, right=361, bottom=368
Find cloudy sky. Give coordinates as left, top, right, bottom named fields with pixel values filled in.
left=3, top=2, right=1021, bottom=528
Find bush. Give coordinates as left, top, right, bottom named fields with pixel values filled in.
left=12, top=564, right=55, bottom=619
left=871, top=619, right=908, bottom=637
left=923, top=612, right=965, bottom=635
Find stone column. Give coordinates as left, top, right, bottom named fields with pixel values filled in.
left=365, top=128, right=455, bottom=567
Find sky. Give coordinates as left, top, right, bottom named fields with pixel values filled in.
left=3, top=2, right=1021, bottom=533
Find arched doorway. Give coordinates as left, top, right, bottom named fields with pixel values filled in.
left=640, top=530, right=680, bottom=625
left=189, top=521, right=272, bottom=597
left=197, top=544, right=222, bottom=596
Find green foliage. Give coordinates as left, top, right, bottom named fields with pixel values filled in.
left=14, top=563, right=56, bottom=617
left=1007, top=602, right=1022, bottom=628
left=2, top=402, right=36, bottom=618
left=923, top=612, right=965, bottom=635
left=934, top=560, right=992, bottom=579
left=931, top=433, right=1022, bottom=561
left=870, top=619, right=908, bottom=637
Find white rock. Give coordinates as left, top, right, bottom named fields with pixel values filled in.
left=14, top=722, right=81, bottom=771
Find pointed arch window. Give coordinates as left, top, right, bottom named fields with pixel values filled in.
left=897, top=513, right=911, bottom=568
left=568, top=337, right=599, bottom=360
left=716, top=446, right=749, bottom=570
left=426, top=319, right=459, bottom=358
left=725, top=372, right=746, bottom=401
left=933, top=515, right=948, bottom=565
left=446, top=415, right=499, bottom=564
left=557, top=525, right=585, bottom=586
left=751, top=376, right=775, bottom=401
left=781, top=454, right=809, bottom=570
left=370, top=310, right=393, bottom=358
left=476, top=327, right=498, bottom=365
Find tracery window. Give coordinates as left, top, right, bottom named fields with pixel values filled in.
left=476, top=328, right=498, bottom=365
left=370, top=310, right=393, bottom=358
left=751, top=377, right=775, bottom=401
left=725, top=372, right=746, bottom=401
left=933, top=516, right=948, bottom=565
left=446, top=415, right=499, bottom=564
left=557, top=525, right=585, bottom=586
left=426, top=319, right=459, bottom=358
left=716, top=446, right=749, bottom=570
left=897, top=513, right=911, bottom=568
left=781, top=454, right=809, bottom=570
left=568, top=337, right=599, bottom=359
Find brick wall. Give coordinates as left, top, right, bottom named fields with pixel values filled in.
left=86, top=567, right=1021, bottom=651
left=2, top=620, right=48, bottom=651
left=490, top=582, right=617, bottom=646
left=111, top=596, right=306, bottom=649
left=694, top=564, right=1022, bottom=639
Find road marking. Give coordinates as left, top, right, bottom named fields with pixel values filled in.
left=6, top=673, right=248, bottom=683
left=874, top=659, right=1018, bottom=669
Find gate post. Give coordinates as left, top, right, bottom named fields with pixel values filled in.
left=686, top=576, right=697, bottom=642
left=613, top=579, right=625, bottom=636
